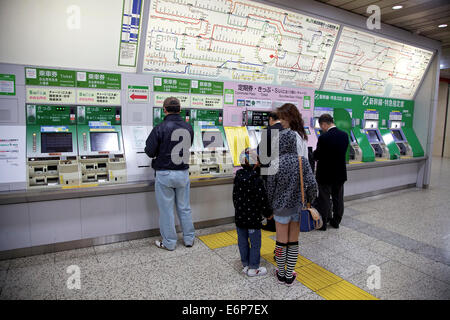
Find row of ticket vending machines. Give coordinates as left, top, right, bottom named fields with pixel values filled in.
left=25, top=102, right=423, bottom=189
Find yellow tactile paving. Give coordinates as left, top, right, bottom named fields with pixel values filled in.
left=260, top=237, right=276, bottom=255
left=198, top=228, right=378, bottom=300
left=198, top=232, right=237, bottom=249
left=295, top=263, right=342, bottom=292
left=261, top=229, right=276, bottom=238
left=225, top=230, right=238, bottom=240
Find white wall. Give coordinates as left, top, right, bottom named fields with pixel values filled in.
left=0, top=0, right=137, bottom=73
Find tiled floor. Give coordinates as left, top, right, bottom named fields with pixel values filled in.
left=1, top=157, right=450, bottom=300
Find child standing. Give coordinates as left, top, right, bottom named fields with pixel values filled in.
left=233, top=148, right=273, bottom=277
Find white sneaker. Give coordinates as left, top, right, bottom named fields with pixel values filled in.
left=247, top=266, right=267, bottom=277
left=242, top=266, right=249, bottom=274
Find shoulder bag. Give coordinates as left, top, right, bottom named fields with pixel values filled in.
left=299, top=157, right=323, bottom=232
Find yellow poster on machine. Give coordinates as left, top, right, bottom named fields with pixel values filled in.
left=224, top=127, right=250, bottom=166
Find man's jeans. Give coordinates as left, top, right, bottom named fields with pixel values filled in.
left=155, top=170, right=195, bottom=250
left=236, top=227, right=262, bottom=269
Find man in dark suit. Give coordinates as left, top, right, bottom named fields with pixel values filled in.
left=313, top=114, right=349, bottom=231
left=259, top=112, right=282, bottom=232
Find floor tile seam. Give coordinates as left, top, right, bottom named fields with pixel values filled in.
left=341, top=217, right=448, bottom=264
left=381, top=258, right=450, bottom=285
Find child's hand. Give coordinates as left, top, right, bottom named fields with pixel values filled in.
left=267, top=215, right=273, bottom=220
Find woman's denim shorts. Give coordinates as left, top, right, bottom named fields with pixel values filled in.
left=273, top=212, right=300, bottom=224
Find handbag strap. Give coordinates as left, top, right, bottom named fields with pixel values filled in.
left=299, top=157, right=306, bottom=209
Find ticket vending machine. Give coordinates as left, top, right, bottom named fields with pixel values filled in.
left=388, top=112, right=413, bottom=158
left=363, top=110, right=390, bottom=161
left=76, top=106, right=127, bottom=185
left=342, top=109, right=363, bottom=163
left=26, top=105, right=80, bottom=188
left=312, top=107, right=334, bottom=138
left=190, top=109, right=233, bottom=178
left=244, top=110, right=270, bottom=149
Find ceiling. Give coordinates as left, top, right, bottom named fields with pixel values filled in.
left=315, top=0, right=450, bottom=79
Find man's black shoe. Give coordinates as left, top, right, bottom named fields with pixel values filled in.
left=330, top=220, right=339, bottom=229
left=318, top=224, right=327, bottom=231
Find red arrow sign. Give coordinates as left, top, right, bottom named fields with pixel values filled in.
left=130, top=93, right=148, bottom=100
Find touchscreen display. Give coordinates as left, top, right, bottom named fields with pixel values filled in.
left=90, top=132, right=119, bottom=151
left=392, top=130, right=404, bottom=142
left=41, top=132, right=73, bottom=153
left=367, top=130, right=380, bottom=142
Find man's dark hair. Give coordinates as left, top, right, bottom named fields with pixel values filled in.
left=268, top=112, right=279, bottom=121
left=163, top=97, right=181, bottom=113
left=318, top=113, right=334, bottom=125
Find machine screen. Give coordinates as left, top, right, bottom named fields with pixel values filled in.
left=90, top=132, right=119, bottom=152
left=392, top=130, right=404, bottom=142
left=202, top=131, right=224, bottom=148
left=41, top=132, right=73, bottom=153
left=367, top=130, right=380, bottom=143
left=390, top=121, right=401, bottom=129
left=364, top=120, right=378, bottom=129
left=304, top=127, right=311, bottom=135
left=314, top=118, right=320, bottom=128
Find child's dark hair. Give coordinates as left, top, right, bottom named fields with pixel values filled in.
left=239, top=148, right=260, bottom=172
left=269, top=112, right=279, bottom=121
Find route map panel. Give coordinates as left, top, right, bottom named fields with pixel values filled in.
left=143, top=0, right=340, bottom=87
left=323, top=27, right=434, bottom=99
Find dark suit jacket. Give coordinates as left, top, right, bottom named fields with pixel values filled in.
left=313, top=127, right=349, bottom=185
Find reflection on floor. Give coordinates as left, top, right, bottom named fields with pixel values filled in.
left=0, top=157, right=449, bottom=300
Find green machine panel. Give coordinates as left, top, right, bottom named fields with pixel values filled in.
left=25, top=104, right=80, bottom=188
left=26, top=104, right=78, bottom=158
left=76, top=106, right=124, bottom=156
left=153, top=108, right=191, bottom=126
left=76, top=105, right=126, bottom=185
left=402, top=128, right=424, bottom=157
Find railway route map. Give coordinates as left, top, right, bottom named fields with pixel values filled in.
left=323, top=27, right=434, bottom=99
left=143, top=0, right=339, bottom=87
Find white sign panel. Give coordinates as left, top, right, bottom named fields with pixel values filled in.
left=0, top=126, right=26, bottom=184
left=323, top=27, right=434, bottom=99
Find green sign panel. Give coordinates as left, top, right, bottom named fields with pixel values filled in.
left=314, top=91, right=414, bottom=127
left=77, top=106, right=121, bottom=125
left=26, top=105, right=76, bottom=125
left=191, top=80, right=223, bottom=95
left=76, top=72, right=121, bottom=89
left=224, top=89, right=234, bottom=104
left=0, top=74, right=15, bottom=95
left=153, top=77, right=191, bottom=93
left=25, top=68, right=76, bottom=87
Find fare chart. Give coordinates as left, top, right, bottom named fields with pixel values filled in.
left=143, top=0, right=340, bottom=87
left=323, top=27, right=434, bottom=99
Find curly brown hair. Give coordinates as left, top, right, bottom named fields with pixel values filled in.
left=276, top=103, right=308, bottom=141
